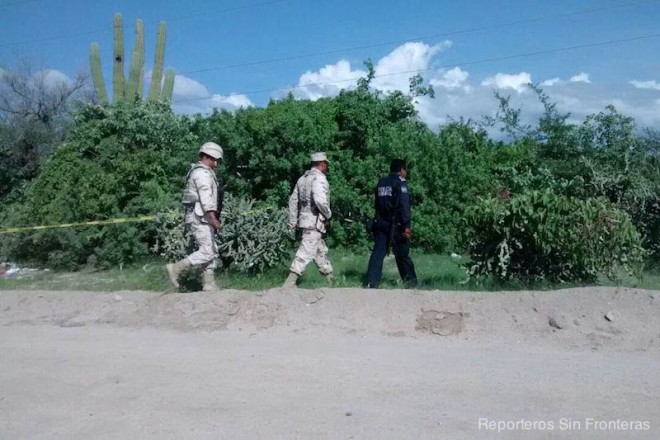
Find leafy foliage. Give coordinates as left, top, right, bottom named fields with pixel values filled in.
left=0, top=60, right=87, bottom=201
left=1, top=70, right=657, bottom=285
left=1, top=101, right=198, bottom=268
left=466, top=189, right=647, bottom=283
left=152, top=194, right=290, bottom=273
left=216, top=195, right=290, bottom=272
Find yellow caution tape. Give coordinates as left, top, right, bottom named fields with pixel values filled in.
left=0, top=215, right=155, bottom=235
left=0, top=206, right=282, bottom=235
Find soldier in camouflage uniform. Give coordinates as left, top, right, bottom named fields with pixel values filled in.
left=166, top=142, right=223, bottom=292
left=283, top=152, right=334, bottom=288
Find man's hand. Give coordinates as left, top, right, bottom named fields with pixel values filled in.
left=207, top=211, right=222, bottom=232
left=402, top=227, right=412, bottom=240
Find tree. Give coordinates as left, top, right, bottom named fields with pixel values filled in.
left=0, top=59, right=87, bottom=199
left=1, top=100, right=198, bottom=269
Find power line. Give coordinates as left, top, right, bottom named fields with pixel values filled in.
left=179, top=0, right=660, bottom=75
left=160, top=0, right=288, bottom=24
left=0, top=0, right=289, bottom=48
left=172, top=32, right=660, bottom=104
left=0, top=0, right=37, bottom=7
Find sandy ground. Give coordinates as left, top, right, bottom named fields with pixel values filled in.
left=1, top=286, right=659, bottom=439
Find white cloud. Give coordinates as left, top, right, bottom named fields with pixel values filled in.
left=540, top=77, right=560, bottom=86
left=39, top=69, right=72, bottom=89
left=210, top=94, right=253, bottom=110
left=372, top=41, right=450, bottom=92
left=630, top=80, right=660, bottom=91
left=290, top=41, right=453, bottom=101
left=430, top=67, right=470, bottom=91
left=294, top=60, right=364, bottom=100
left=569, top=72, right=590, bottom=83
left=166, top=40, right=660, bottom=134
left=171, top=74, right=253, bottom=114
left=289, top=42, right=452, bottom=100
left=172, top=74, right=210, bottom=99
left=481, top=72, right=532, bottom=93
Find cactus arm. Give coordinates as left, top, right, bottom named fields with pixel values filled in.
left=148, top=21, right=167, bottom=101
left=126, top=19, right=145, bottom=101
left=89, top=43, right=108, bottom=104
left=112, top=13, right=125, bottom=103
left=161, top=68, right=175, bottom=103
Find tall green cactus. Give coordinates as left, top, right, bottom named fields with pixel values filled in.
left=148, top=21, right=167, bottom=101
left=89, top=43, right=108, bottom=104
left=112, top=13, right=125, bottom=103
left=126, top=19, right=144, bottom=102
left=89, top=14, right=175, bottom=105
left=161, top=68, right=175, bottom=102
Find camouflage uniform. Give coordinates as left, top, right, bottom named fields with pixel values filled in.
left=288, top=167, right=333, bottom=276
left=182, top=163, right=219, bottom=271
left=167, top=142, right=223, bottom=292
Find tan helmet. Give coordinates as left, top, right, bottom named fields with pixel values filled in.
left=199, top=142, right=223, bottom=160
left=310, top=151, right=329, bottom=162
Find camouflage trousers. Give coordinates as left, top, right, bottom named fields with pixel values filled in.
left=289, top=229, right=333, bottom=276
left=185, top=214, right=217, bottom=271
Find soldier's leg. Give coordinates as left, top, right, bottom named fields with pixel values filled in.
left=312, top=232, right=332, bottom=274
left=365, top=227, right=389, bottom=288
left=166, top=258, right=191, bottom=288
left=312, top=234, right=334, bottom=281
left=187, top=221, right=220, bottom=291
left=187, top=221, right=217, bottom=267
left=393, top=234, right=418, bottom=287
left=289, top=229, right=317, bottom=276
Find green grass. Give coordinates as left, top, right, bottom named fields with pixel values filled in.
left=1, top=251, right=659, bottom=292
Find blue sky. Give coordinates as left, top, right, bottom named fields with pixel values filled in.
left=1, top=0, right=659, bottom=131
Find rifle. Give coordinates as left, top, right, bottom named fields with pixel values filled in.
left=213, top=180, right=226, bottom=239
left=216, top=180, right=226, bottom=220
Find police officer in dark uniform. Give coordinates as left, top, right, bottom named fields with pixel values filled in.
left=365, top=159, right=418, bottom=288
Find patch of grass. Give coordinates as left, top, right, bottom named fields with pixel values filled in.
left=0, top=259, right=170, bottom=292
left=1, top=251, right=659, bottom=292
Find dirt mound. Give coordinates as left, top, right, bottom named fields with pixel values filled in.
left=2, top=286, right=658, bottom=352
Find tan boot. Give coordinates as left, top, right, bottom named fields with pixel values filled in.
left=166, top=258, right=191, bottom=288
left=325, top=273, right=335, bottom=285
left=282, top=271, right=299, bottom=288
left=202, top=270, right=219, bottom=292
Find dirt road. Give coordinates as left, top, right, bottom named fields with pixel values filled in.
left=1, top=287, right=659, bottom=439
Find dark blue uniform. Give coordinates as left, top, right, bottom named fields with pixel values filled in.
left=365, top=172, right=418, bottom=288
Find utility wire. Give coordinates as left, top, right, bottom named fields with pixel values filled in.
left=160, top=0, right=288, bottom=23
left=179, top=0, right=660, bottom=75
left=0, top=0, right=289, bottom=48
left=172, top=32, right=660, bottom=104
left=0, top=0, right=657, bottom=56
left=0, top=0, right=37, bottom=7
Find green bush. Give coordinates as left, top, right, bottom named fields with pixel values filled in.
left=465, top=188, right=647, bottom=283
left=0, top=101, right=199, bottom=268
left=153, top=194, right=290, bottom=273
left=197, top=93, right=499, bottom=253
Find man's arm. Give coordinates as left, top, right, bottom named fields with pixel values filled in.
left=287, top=181, right=300, bottom=228
left=399, top=181, right=412, bottom=239
left=206, top=210, right=221, bottom=231
left=312, top=176, right=332, bottom=220
left=194, top=170, right=221, bottom=231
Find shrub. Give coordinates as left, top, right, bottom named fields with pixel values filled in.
left=465, top=188, right=647, bottom=283
left=1, top=101, right=198, bottom=268
left=153, top=194, right=290, bottom=273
